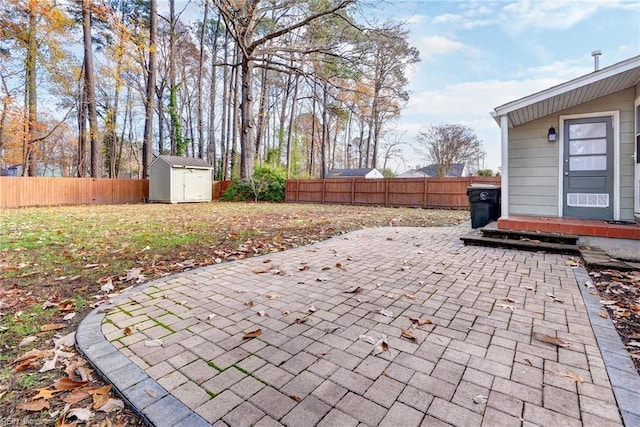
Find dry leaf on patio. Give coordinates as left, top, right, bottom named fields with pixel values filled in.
left=13, top=348, right=53, bottom=364
left=257, top=310, right=270, bottom=318
left=298, top=265, right=309, bottom=271
left=63, top=312, right=76, bottom=321
left=266, top=294, right=280, bottom=300
left=382, top=293, right=395, bottom=299
left=290, top=395, right=302, bottom=402
left=473, top=395, right=488, bottom=404
left=504, top=297, right=519, bottom=304
left=336, top=263, right=344, bottom=269
left=378, top=309, right=393, bottom=317
left=359, top=335, right=377, bottom=345
left=295, top=317, right=309, bottom=324
left=373, top=336, right=389, bottom=355
left=144, top=339, right=163, bottom=347
left=40, top=323, right=66, bottom=332
left=316, top=277, right=329, bottom=282
left=308, top=305, right=317, bottom=313
left=123, top=327, right=133, bottom=336
left=403, top=293, right=417, bottom=300
left=207, top=314, right=217, bottom=320
left=344, top=286, right=362, bottom=294
left=101, top=279, right=115, bottom=293
left=551, top=371, right=584, bottom=383
left=409, top=317, right=433, bottom=327
left=18, top=336, right=37, bottom=347
left=501, top=304, right=516, bottom=311
left=16, top=399, right=50, bottom=411
left=321, top=266, right=331, bottom=271
left=600, top=300, right=617, bottom=305
left=67, top=407, right=93, bottom=422
left=532, top=332, right=569, bottom=348
left=245, top=300, right=254, bottom=307
left=243, top=329, right=262, bottom=339
left=251, top=267, right=271, bottom=274
left=54, top=377, right=89, bottom=391
left=282, top=310, right=291, bottom=316
left=144, top=389, right=157, bottom=398
left=400, top=329, right=417, bottom=342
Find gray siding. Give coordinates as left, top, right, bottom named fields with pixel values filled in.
left=508, top=87, right=636, bottom=220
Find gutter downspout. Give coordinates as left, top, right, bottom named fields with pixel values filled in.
left=500, top=115, right=509, bottom=220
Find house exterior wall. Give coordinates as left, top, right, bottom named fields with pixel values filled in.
left=149, top=160, right=171, bottom=202
left=508, top=87, right=636, bottom=220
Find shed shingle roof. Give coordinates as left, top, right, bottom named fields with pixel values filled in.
left=156, top=155, right=212, bottom=169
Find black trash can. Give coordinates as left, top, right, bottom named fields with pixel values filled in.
left=467, top=184, right=501, bottom=228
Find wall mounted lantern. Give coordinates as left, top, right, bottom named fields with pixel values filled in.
left=547, top=126, right=557, bottom=142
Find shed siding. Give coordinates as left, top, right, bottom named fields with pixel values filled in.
left=508, top=87, right=636, bottom=220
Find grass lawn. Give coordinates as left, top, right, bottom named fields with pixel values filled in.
left=0, top=202, right=468, bottom=423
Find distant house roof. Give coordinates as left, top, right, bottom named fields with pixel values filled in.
left=408, top=163, right=465, bottom=177
left=154, top=155, right=212, bottom=169
left=325, top=168, right=381, bottom=178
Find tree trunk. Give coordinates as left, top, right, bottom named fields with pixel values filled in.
left=24, top=6, right=37, bottom=176
left=254, top=65, right=269, bottom=159
left=196, top=0, right=208, bottom=159
left=285, top=75, right=299, bottom=177
left=142, top=0, right=157, bottom=178
left=76, top=71, right=86, bottom=177
left=208, top=16, right=220, bottom=174
left=168, top=0, right=177, bottom=154
left=83, top=0, right=99, bottom=177
left=220, top=33, right=229, bottom=179
left=239, top=55, right=255, bottom=179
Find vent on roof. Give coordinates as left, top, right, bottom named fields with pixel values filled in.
left=592, top=50, right=602, bottom=71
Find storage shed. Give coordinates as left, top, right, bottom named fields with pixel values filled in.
left=149, top=155, right=213, bottom=203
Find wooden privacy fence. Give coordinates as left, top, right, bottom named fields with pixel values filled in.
left=285, top=176, right=502, bottom=209
left=0, top=177, right=232, bottom=208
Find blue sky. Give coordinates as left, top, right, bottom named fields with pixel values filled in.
left=379, top=0, right=640, bottom=173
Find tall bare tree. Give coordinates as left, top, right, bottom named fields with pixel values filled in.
left=142, top=0, right=157, bottom=178
left=416, top=124, right=483, bottom=177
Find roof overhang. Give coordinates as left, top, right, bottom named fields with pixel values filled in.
left=492, top=55, right=640, bottom=127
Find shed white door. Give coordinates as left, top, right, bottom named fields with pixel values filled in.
left=563, top=117, right=613, bottom=220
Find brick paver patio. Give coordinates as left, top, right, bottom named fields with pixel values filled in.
left=77, top=225, right=640, bottom=426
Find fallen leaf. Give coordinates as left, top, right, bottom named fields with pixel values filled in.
left=409, top=317, right=433, bottom=326
left=96, top=398, right=124, bottom=413
left=359, top=335, right=377, bottom=345
left=501, top=304, right=516, bottom=311
left=123, top=327, right=133, bottom=336
left=251, top=267, right=270, bottom=274
left=524, top=358, right=533, bottom=367
left=295, top=317, right=309, bottom=324
left=63, top=312, right=76, bottom=321
left=257, top=310, right=270, bottom=317
left=378, top=308, right=393, bottom=317
left=54, top=377, right=89, bottom=391
left=290, top=395, right=302, bottom=402
left=298, top=265, right=310, bottom=271
left=316, top=277, right=328, bottom=282
left=550, top=371, right=584, bottom=383
left=59, top=300, right=76, bottom=312
left=344, top=286, right=362, bottom=294
left=532, top=332, right=569, bottom=348
left=40, top=323, right=66, bottom=332
left=600, top=300, right=617, bottom=305
left=67, top=407, right=93, bottom=422
left=245, top=300, right=254, bottom=307
left=282, top=310, right=291, bottom=315
left=125, top=267, right=143, bottom=281
left=373, top=336, right=389, bottom=354
left=144, top=389, right=157, bottom=398
left=31, top=387, right=59, bottom=400
left=16, top=399, right=50, bottom=411
left=207, top=314, right=217, bottom=320
left=243, top=329, right=262, bottom=339
left=403, top=293, right=417, bottom=300
left=308, top=305, right=317, bottom=313
left=18, top=336, right=37, bottom=347
left=266, top=294, right=280, bottom=300
left=101, top=279, right=115, bottom=293
left=473, top=395, right=488, bottom=404
left=13, top=348, right=53, bottom=364
left=63, top=389, right=91, bottom=404
left=91, top=384, right=112, bottom=409
left=400, top=329, right=417, bottom=342
left=382, top=292, right=395, bottom=299
left=504, top=297, right=519, bottom=304
left=144, top=339, right=163, bottom=347
left=321, top=266, right=331, bottom=271
left=335, top=263, right=344, bottom=269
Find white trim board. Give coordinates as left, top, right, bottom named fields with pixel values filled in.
left=558, top=111, right=620, bottom=220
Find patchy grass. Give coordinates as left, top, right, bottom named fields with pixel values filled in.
left=0, top=201, right=467, bottom=424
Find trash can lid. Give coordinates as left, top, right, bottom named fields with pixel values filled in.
left=467, top=183, right=501, bottom=189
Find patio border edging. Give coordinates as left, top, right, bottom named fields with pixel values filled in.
left=75, top=274, right=210, bottom=427
left=573, top=267, right=640, bottom=426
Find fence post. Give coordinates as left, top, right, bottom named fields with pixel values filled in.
left=322, top=179, right=325, bottom=204
left=351, top=179, right=355, bottom=205
left=384, top=178, right=389, bottom=206
left=423, top=178, right=428, bottom=208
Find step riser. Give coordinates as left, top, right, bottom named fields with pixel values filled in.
left=481, top=230, right=578, bottom=245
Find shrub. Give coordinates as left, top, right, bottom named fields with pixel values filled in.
left=221, top=164, right=286, bottom=202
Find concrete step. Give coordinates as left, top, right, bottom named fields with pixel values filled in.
left=461, top=229, right=580, bottom=254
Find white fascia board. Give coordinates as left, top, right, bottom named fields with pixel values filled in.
left=493, top=55, right=640, bottom=116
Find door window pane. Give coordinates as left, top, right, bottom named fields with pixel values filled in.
left=569, top=122, right=606, bottom=139
left=569, top=139, right=607, bottom=155
left=569, top=155, right=607, bottom=171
